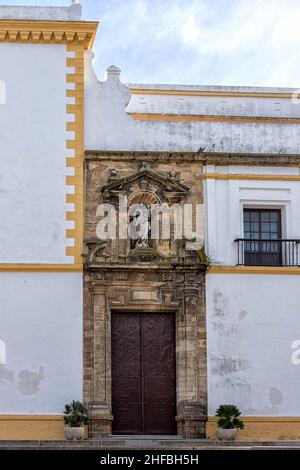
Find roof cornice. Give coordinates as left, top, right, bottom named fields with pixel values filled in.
left=0, top=19, right=99, bottom=48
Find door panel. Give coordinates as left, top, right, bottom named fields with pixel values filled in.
left=111, top=312, right=176, bottom=435
left=111, top=313, right=142, bottom=434
left=142, top=313, right=176, bottom=434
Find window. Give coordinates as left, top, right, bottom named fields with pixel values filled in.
left=243, top=209, right=282, bottom=266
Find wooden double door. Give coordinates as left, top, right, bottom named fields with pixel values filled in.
left=111, top=312, right=176, bottom=435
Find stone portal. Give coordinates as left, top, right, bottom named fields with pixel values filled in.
left=84, top=152, right=208, bottom=438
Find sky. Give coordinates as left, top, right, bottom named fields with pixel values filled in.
left=1, top=0, right=299, bottom=87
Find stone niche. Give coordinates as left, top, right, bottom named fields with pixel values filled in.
left=84, top=152, right=208, bottom=438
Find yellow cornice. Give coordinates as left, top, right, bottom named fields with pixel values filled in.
left=203, top=173, right=300, bottom=181
left=208, top=266, right=300, bottom=275
left=0, top=264, right=83, bottom=272
left=129, top=112, right=300, bottom=125
left=0, top=20, right=99, bottom=48
left=130, top=88, right=294, bottom=100
left=0, top=415, right=62, bottom=421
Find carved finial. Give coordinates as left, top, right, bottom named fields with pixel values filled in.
left=105, top=66, right=122, bottom=83
left=106, top=65, right=121, bottom=76
left=138, top=161, right=149, bottom=172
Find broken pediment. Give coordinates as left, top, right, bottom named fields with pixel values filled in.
left=102, top=163, right=189, bottom=204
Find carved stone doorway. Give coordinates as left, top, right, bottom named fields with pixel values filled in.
left=84, top=153, right=207, bottom=438
left=84, top=266, right=207, bottom=438
left=111, top=311, right=176, bottom=435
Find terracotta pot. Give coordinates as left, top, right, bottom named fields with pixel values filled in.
left=216, top=428, right=237, bottom=441
left=64, top=426, right=85, bottom=441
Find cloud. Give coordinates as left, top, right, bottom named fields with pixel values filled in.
left=88, top=0, right=300, bottom=87
left=1, top=0, right=299, bottom=86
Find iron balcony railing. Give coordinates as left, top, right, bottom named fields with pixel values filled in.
left=235, top=239, right=300, bottom=267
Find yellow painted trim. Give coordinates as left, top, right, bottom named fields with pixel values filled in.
left=66, top=158, right=82, bottom=169
left=0, top=415, right=62, bottom=421
left=66, top=211, right=76, bottom=221
left=129, top=112, right=300, bottom=125
left=66, top=229, right=76, bottom=239
left=203, top=173, right=300, bottom=181
left=66, top=89, right=82, bottom=98
left=66, top=57, right=83, bottom=67
left=1, top=415, right=300, bottom=441
left=0, top=20, right=98, bottom=49
left=66, top=104, right=83, bottom=114
left=66, top=176, right=82, bottom=186
left=0, top=265, right=83, bottom=272
left=66, top=247, right=77, bottom=257
left=130, top=88, right=295, bottom=100
left=0, top=415, right=65, bottom=441
left=67, top=122, right=82, bottom=133
left=65, top=44, right=84, bottom=265
left=208, top=416, right=300, bottom=423
left=207, top=416, right=300, bottom=441
left=208, top=266, right=300, bottom=275
left=66, top=194, right=82, bottom=204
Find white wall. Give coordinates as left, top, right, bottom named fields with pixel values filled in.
left=0, top=43, right=71, bottom=264
left=126, top=92, right=300, bottom=118
left=0, top=273, right=82, bottom=414
left=85, top=52, right=300, bottom=153
left=204, top=166, right=300, bottom=265
left=207, top=274, right=300, bottom=416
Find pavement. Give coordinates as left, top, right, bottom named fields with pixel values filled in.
left=1, top=436, right=300, bottom=450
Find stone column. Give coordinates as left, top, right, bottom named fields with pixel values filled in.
left=89, top=284, right=113, bottom=436
left=176, top=274, right=207, bottom=438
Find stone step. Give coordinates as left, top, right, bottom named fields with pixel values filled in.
left=1, top=439, right=300, bottom=450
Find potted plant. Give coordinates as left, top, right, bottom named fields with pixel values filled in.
left=215, top=404, right=244, bottom=441
left=63, top=400, right=89, bottom=441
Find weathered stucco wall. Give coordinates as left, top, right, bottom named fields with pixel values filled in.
left=206, top=273, right=300, bottom=416
left=126, top=88, right=300, bottom=118
left=84, top=52, right=300, bottom=154
left=0, top=273, right=82, bottom=414
left=0, top=43, right=71, bottom=264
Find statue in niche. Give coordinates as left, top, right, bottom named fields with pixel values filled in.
left=130, top=204, right=151, bottom=248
